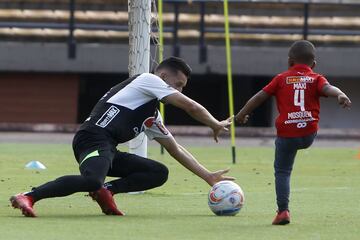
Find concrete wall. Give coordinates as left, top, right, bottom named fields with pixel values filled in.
left=1, top=42, right=360, bottom=78
left=0, top=42, right=358, bottom=128
left=0, top=73, right=79, bottom=123
left=319, top=78, right=360, bottom=128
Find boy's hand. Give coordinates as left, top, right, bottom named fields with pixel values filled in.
left=338, top=94, right=351, bottom=109
left=235, top=111, right=249, bottom=124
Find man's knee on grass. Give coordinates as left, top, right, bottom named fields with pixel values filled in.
left=79, top=156, right=111, bottom=192
left=153, top=162, right=169, bottom=187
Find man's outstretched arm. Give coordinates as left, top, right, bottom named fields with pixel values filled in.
left=162, top=92, right=232, bottom=142
left=155, top=136, right=235, bottom=186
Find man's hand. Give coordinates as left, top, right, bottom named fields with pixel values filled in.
left=338, top=94, right=351, bottom=109
left=212, top=116, right=233, bottom=142
left=235, top=111, right=249, bottom=124
left=156, top=137, right=235, bottom=187
left=206, top=169, right=236, bottom=186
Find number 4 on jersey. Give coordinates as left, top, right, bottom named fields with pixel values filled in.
left=294, top=89, right=305, bottom=111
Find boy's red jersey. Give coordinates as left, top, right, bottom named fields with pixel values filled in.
left=263, top=64, right=329, bottom=137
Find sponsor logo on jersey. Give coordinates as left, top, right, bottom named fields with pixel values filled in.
left=154, top=121, right=169, bottom=135
left=296, top=122, right=307, bottom=128
left=284, top=111, right=315, bottom=125
left=133, top=127, right=140, bottom=136
left=286, top=76, right=314, bottom=84
left=95, top=105, right=120, bottom=128
left=142, top=116, right=169, bottom=136
left=288, top=110, right=313, bottom=120
left=143, top=117, right=155, bottom=128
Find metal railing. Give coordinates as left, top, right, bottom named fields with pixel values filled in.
left=165, top=0, right=360, bottom=62
left=163, top=0, right=360, bottom=4
left=0, top=0, right=359, bottom=62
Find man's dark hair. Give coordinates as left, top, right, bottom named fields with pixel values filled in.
left=288, top=40, right=316, bottom=66
left=155, top=57, right=192, bottom=79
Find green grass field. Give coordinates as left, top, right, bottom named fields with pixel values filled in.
left=0, top=143, right=359, bottom=240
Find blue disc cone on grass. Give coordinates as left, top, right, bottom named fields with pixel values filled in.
left=25, top=161, right=46, bottom=170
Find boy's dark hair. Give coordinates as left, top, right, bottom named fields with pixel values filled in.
left=155, top=57, right=192, bottom=79
left=288, top=40, right=316, bottom=66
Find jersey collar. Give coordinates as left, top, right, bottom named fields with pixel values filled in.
left=290, top=64, right=313, bottom=73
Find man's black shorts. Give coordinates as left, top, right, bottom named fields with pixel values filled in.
left=72, top=129, right=117, bottom=165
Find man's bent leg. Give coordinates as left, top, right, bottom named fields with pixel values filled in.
left=24, top=156, right=110, bottom=202
left=79, top=149, right=124, bottom=215
left=11, top=155, right=110, bottom=217
left=105, top=151, right=169, bottom=194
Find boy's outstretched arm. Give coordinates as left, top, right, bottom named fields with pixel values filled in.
left=322, top=84, right=352, bottom=109
left=235, top=90, right=271, bottom=124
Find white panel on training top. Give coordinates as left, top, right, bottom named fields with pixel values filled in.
left=144, top=110, right=173, bottom=140
left=107, top=73, right=178, bottom=110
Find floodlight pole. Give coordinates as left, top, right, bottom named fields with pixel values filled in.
left=223, top=0, right=236, bottom=164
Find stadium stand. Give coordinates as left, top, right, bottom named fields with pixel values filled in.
left=0, top=0, right=359, bottom=44
left=0, top=1, right=359, bottom=127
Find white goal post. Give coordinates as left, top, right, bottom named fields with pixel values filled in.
left=128, top=0, right=152, bottom=158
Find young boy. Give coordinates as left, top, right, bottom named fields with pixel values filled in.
left=235, top=40, right=351, bottom=225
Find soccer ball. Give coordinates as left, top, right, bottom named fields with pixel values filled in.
left=208, top=180, right=245, bottom=216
